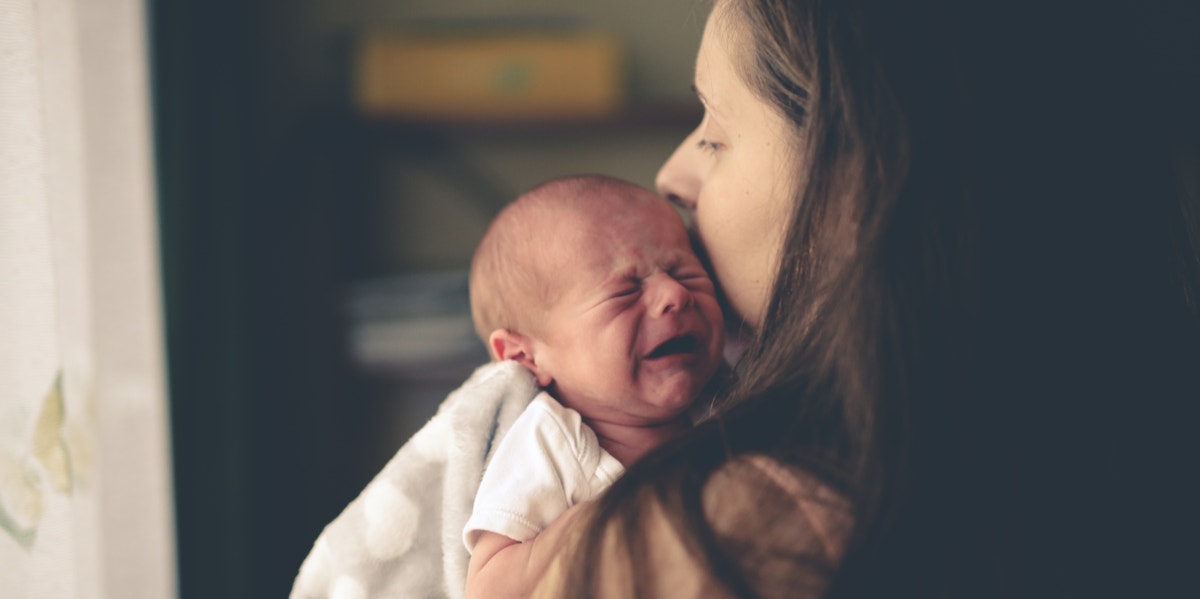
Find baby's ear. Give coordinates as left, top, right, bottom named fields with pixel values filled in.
left=488, top=329, right=553, bottom=387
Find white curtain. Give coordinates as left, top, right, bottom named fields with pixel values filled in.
left=0, top=0, right=176, bottom=597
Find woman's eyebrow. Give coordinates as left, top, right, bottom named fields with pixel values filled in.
left=691, top=83, right=726, bottom=119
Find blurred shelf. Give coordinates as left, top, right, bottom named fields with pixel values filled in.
left=353, top=101, right=702, bottom=137
left=346, top=270, right=489, bottom=381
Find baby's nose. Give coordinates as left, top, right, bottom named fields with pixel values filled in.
left=647, top=274, right=693, bottom=317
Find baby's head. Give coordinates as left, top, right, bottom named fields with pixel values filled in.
left=469, top=175, right=725, bottom=426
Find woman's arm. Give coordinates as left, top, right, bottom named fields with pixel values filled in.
left=465, top=503, right=590, bottom=599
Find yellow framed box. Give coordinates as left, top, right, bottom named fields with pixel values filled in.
left=356, top=30, right=625, bottom=122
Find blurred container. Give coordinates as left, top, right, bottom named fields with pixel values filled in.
left=355, top=28, right=624, bottom=122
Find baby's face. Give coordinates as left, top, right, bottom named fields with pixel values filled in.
left=531, top=194, right=725, bottom=427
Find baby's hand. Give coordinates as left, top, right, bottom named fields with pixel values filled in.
left=465, top=503, right=591, bottom=599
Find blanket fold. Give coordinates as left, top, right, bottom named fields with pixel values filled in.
left=290, top=361, right=538, bottom=599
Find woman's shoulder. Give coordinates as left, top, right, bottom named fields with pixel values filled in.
left=702, top=455, right=853, bottom=595
left=706, top=455, right=851, bottom=557
left=531, top=453, right=852, bottom=599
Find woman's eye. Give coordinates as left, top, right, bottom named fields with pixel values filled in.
left=615, top=287, right=640, bottom=298
left=696, top=138, right=724, bottom=154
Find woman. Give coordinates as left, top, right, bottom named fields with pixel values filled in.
left=526, top=0, right=1200, bottom=597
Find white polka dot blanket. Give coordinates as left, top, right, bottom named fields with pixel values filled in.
left=290, top=361, right=538, bottom=599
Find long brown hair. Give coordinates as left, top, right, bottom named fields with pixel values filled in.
left=565, top=0, right=1200, bottom=597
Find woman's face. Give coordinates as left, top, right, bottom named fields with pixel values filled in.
left=656, top=7, right=797, bottom=329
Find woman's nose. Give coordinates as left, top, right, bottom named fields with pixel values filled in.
left=646, top=273, right=693, bottom=317
left=655, top=126, right=704, bottom=218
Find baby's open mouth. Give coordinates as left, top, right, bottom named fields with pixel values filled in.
left=647, top=334, right=699, bottom=359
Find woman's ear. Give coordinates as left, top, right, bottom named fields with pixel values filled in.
left=488, top=329, right=553, bottom=387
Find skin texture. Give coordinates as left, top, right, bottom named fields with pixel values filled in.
left=656, top=7, right=798, bottom=329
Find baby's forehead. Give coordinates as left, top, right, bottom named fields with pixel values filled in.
left=561, top=196, right=682, bottom=240
left=519, top=183, right=687, bottom=261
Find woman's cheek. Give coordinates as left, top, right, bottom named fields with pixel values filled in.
left=700, top=232, right=760, bottom=327
left=725, top=269, right=768, bottom=327
left=701, top=207, right=782, bottom=328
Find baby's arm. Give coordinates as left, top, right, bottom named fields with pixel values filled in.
left=465, top=503, right=588, bottom=599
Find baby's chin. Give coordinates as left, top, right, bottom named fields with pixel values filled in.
left=641, top=370, right=717, bottom=419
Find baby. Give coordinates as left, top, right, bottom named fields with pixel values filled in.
left=463, top=174, right=726, bottom=598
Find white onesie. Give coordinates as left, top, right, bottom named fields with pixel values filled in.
left=462, top=391, right=624, bottom=552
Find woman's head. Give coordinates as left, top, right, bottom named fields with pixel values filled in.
left=657, top=0, right=909, bottom=337
left=658, top=0, right=915, bottom=434
left=656, top=1, right=804, bottom=329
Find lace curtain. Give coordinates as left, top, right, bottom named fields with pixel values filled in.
left=0, top=0, right=175, bottom=597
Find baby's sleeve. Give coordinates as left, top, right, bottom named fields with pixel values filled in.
left=462, top=393, right=605, bottom=553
